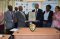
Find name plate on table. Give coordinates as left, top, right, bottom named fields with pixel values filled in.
left=28, top=12, right=36, bottom=21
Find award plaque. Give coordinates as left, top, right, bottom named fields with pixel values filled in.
left=28, top=12, right=36, bottom=21
left=29, top=22, right=36, bottom=32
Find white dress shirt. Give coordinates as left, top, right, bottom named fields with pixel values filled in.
left=10, top=11, right=14, bottom=22
left=44, top=11, right=50, bottom=20
left=14, top=10, right=17, bottom=13
left=35, top=9, right=38, bottom=12
left=35, top=9, right=38, bottom=16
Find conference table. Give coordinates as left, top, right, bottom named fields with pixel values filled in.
left=0, top=35, right=10, bottom=39
left=13, top=28, right=60, bottom=39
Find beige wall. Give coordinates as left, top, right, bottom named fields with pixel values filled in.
left=0, top=0, right=15, bottom=12
left=58, top=0, right=60, bottom=6
left=0, top=0, right=8, bottom=12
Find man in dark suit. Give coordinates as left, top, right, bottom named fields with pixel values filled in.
left=32, top=3, right=43, bottom=27
left=14, top=7, right=18, bottom=28
left=43, top=5, right=53, bottom=27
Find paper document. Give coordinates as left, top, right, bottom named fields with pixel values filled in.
left=10, top=28, right=18, bottom=32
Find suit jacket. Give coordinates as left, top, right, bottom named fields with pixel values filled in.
left=4, top=10, right=14, bottom=29
left=32, top=9, right=43, bottom=21
left=32, top=9, right=43, bottom=27
left=15, top=11, right=26, bottom=27
left=43, top=10, right=53, bottom=22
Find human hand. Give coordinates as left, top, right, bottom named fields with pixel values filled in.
left=43, top=21, right=47, bottom=24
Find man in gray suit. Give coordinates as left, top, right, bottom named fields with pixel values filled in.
left=4, top=5, right=14, bottom=34
left=15, top=6, right=26, bottom=28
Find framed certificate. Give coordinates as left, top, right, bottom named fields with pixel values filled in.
left=28, top=12, right=36, bottom=21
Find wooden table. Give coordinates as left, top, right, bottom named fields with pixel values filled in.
left=13, top=28, right=60, bottom=39
left=0, top=35, right=10, bottom=39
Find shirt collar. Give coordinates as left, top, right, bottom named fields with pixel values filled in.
left=35, top=9, right=38, bottom=11
left=45, top=11, right=50, bottom=13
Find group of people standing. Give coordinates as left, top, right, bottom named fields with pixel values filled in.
left=4, top=3, right=60, bottom=34
left=4, top=5, right=26, bottom=34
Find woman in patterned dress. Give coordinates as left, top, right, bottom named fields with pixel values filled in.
left=52, top=6, right=60, bottom=31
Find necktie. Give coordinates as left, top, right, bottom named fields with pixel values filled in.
left=11, top=11, right=14, bottom=19
left=35, top=9, right=38, bottom=16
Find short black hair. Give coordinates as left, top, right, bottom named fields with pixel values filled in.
left=56, top=6, right=60, bottom=11
left=46, top=5, right=51, bottom=9
left=8, top=5, right=12, bottom=9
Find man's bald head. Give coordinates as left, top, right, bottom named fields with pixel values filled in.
left=19, top=6, right=23, bottom=11
left=35, top=3, right=39, bottom=9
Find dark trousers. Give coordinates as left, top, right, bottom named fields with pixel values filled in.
left=6, top=28, right=13, bottom=34
left=32, top=21, right=43, bottom=27
left=14, top=22, right=18, bottom=28
left=6, top=28, right=14, bottom=39
left=43, top=21, right=52, bottom=27
left=0, top=24, right=4, bottom=34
